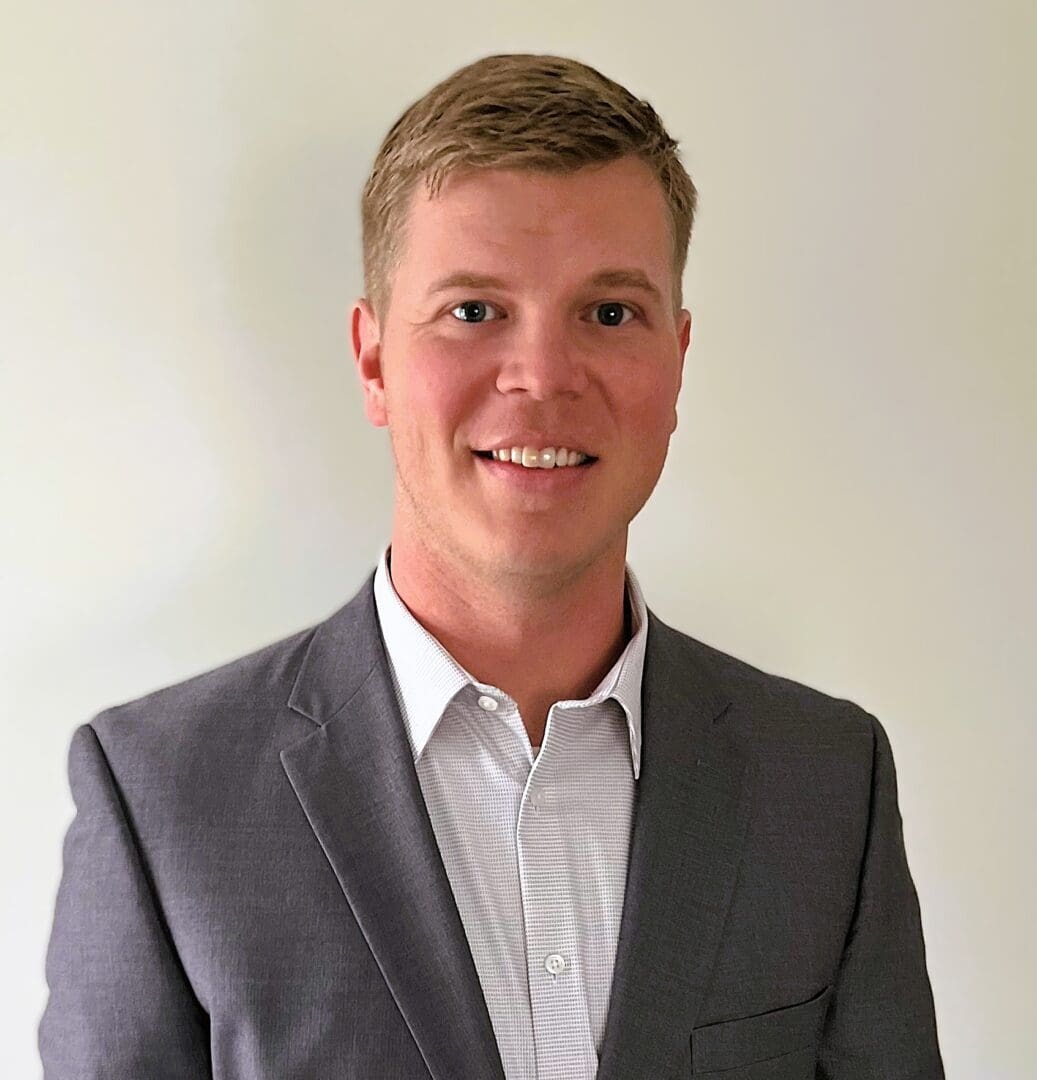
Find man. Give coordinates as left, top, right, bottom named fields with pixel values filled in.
left=40, top=54, right=944, bottom=1079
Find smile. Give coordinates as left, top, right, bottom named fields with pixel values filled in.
left=473, top=446, right=598, bottom=469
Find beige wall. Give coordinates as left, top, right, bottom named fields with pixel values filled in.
left=3, top=1, right=1034, bottom=1075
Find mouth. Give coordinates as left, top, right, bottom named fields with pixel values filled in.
left=470, top=444, right=600, bottom=498
left=470, top=447, right=600, bottom=468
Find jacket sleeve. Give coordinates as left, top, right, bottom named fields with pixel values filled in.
left=817, top=711, right=945, bottom=1078
left=38, top=722, right=211, bottom=1078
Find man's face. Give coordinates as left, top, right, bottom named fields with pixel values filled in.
left=353, top=154, right=692, bottom=592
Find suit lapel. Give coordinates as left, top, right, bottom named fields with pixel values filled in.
left=279, top=576, right=505, bottom=1080
left=596, top=612, right=754, bottom=1080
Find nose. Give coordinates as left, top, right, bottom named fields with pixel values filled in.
left=494, top=317, right=589, bottom=401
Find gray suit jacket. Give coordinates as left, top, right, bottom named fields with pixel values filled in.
left=39, top=573, right=944, bottom=1078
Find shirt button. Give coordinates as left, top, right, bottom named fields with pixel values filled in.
left=544, top=953, right=567, bottom=976
left=477, top=695, right=499, bottom=712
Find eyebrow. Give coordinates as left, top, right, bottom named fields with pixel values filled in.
left=424, top=268, right=664, bottom=303
left=425, top=272, right=509, bottom=297
left=587, top=269, right=663, bottom=303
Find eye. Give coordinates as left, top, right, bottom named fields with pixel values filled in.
left=449, top=300, right=503, bottom=323
left=593, top=301, right=636, bottom=327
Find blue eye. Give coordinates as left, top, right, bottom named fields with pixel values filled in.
left=450, top=300, right=501, bottom=323
left=595, top=302, right=634, bottom=327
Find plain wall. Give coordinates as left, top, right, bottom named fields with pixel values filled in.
left=3, top=1, right=1034, bottom=1076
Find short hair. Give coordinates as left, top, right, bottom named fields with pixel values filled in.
left=360, top=53, right=698, bottom=321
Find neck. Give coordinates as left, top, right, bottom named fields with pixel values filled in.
left=386, top=532, right=631, bottom=744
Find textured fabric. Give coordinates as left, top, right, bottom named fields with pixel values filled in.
left=373, top=548, right=646, bottom=1079
left=38, top=571, right=945, bottom=1079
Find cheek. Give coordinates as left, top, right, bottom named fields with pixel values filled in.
left=618, top=367, right=681, bottom=439
left=386, top=342, right=486, bottom=451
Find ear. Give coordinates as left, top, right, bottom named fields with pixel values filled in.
left=671, top=307, right=692, bottom=432
left=678, top=307, right=692, bottom=375
left=352, top=297, right=388, bottom=428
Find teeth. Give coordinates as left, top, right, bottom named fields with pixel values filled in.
left=490, top=446, right=588, bottom=468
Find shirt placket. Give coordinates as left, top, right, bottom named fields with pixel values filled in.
left=517, top=704, right=600, bottom=1080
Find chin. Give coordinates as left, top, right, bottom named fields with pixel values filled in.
left=467, top=535, right=592, bottom=585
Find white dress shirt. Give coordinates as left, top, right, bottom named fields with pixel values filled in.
left=372, top=546, right=648, bottom=1080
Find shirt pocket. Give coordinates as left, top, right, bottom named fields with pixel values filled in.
left=689, top=984, right=832, bottom=1076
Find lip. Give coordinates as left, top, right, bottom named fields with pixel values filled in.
left=474, top=453, right=597, bottom=492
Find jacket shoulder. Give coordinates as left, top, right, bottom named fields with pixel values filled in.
left=651, top=614, right=879, bottom=741
left=90, top=621, right=318, bottom=740
left=82, top=573, right=379, bottom=783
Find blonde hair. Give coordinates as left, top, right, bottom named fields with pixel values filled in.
left=360, top=54, right=698, bottom=320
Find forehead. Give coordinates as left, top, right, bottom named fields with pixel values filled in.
left=396, top=156, right=673, bottom=289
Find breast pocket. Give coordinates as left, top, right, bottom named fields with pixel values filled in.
left=689, top=984, right=832, bottom=1077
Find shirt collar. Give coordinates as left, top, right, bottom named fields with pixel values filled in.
left=372, top=545, right=647, bottom=779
